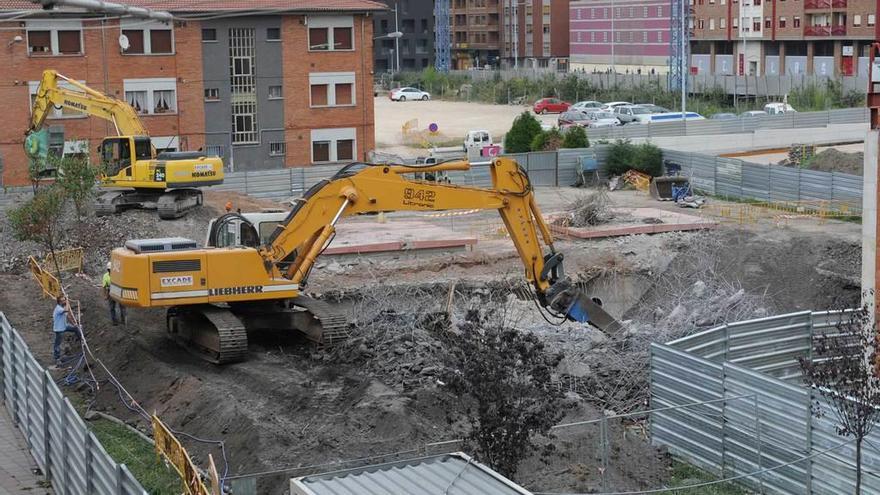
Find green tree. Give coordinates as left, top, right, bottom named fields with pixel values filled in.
left=504, top=112, right=542, bottom=153
left=52, top=147, right=100, bottom=220
left=8, top=185, right=66, bottom=275
left=602, top=140, right=663, bottom=177
left=530, top=128, right=563, bottom=151
left=561, top=126, right=589, bottom=149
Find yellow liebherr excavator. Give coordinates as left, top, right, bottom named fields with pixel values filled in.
left=109, top=159, right=620, bottom=364
left=27, top=70, right=224, bottom=219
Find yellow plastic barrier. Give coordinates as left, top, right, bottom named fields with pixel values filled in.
left=44, top=247, right=84, bottom=273
left=28, top=256, right=61, bottom=298
left=152, top=415, right=215, bottom=495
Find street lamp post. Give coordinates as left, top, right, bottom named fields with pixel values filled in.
left=375, top=31, right=404, bottom=73
left=394, top=2, right=400, bottom=73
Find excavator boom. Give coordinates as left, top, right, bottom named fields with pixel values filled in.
left=29, top=70, right=149, bottom=137
left=111, top=158, right=619, bottom=363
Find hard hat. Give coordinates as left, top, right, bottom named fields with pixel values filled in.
left=107, top=261, right=112, bottom=270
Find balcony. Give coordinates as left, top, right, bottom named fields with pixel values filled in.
left=803, top=25, right=846, bottom=36
left=804, top=0, right=846, bottom=9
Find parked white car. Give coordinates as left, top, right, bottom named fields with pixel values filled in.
left=389, top=87, right=431, bottom=101
left=601, top=101, right=632, bottom=111
left=571, top=100, right=604, bottom=111
left=586, top=111, right=622, bottom=128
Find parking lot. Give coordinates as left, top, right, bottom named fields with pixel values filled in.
left=374, top=96, right=558, bottom=155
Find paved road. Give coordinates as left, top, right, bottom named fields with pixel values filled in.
left=0, top=405, right=50, bottom=494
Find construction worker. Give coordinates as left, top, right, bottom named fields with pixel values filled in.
left=103, top=262, right=126, bottom=325
left=52, top=295, right=81, bottom=366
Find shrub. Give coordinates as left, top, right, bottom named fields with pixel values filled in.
left=504, top=112, right=543, bottom=153
left=561, top=125, right=589, bottom=149
left=602, top=140, right=663, bottom=177
left=530, top=128, right=563, bottom=151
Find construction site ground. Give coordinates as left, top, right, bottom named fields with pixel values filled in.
left=0, top=185, right=862, bottom=493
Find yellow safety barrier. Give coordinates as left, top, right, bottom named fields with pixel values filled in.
left=152, top=415, right=217, bottom=495
left=700, top=200, right=861, bottom=225
left=28, top=256, right=61, bottom=298
left=622, top=170, right=651, bottom=193
left=44, top=247, right=84, bottom=273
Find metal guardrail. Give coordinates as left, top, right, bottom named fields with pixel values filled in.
left=651, top=310, right=880, bottom=494
left=0, top=312, right=147, bottom=495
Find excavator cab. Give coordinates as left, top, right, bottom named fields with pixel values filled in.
left=100, top=136, right=153, bottom=180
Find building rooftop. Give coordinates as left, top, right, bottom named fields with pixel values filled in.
left=290, top=452, right=534, bottom=495
left=0, top=0, right=387, bottom=12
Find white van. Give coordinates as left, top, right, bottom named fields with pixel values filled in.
left=763, top=102, right=797, bottom=115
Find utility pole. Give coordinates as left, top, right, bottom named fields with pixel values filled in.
left=681, top=0, right=687, bottom=120
left=394, top=2, right=400, bottom=73
left=611, top=0, right=615, bottom=73
left=513, top=0, right=519, bottom=69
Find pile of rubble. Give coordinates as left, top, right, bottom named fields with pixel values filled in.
left=553, top=191, right=615, bottom=228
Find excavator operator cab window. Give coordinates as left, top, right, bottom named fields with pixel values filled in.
left=134, top=137, right=152, bottom=160
left=101, top=138, right=133, bottom=177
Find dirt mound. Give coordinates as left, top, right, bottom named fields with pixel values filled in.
left=789, top=148, right=863, bottom=175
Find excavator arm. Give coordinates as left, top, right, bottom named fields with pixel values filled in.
left=28, top=69, right=149, bottom=137
left=256, top=158, right=619, bottom=330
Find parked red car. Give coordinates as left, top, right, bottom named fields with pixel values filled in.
left=533, top=98, right=571, bottom=114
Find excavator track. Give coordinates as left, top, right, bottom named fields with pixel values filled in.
left=292, top=296, right=350, bottom=347
left=158, top=189, right=203, bottom=220
left=167, top=305, right=248, bottom=364
left=94, top=191, right=125, bottom=216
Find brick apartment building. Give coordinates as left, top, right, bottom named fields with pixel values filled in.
left=0, top=0, right=384, bottom=187
left=502, top=0, right=570, bottom=70
left=690, top=0, right=877, bottom=77
left=569, top=0, right=671, bottom=74
left=451, top=0, right=569, bottom=70
left=373, top=0, right=434, bottom=71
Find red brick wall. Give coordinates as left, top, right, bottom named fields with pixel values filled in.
left=280, top=15, right=376, bottom=167
left=0, top=18, right=205, bottom=186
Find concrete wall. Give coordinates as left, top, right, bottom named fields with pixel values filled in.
left=862, top=131, right=877, bottom=310
left=201, top=16, right=286, bottom=172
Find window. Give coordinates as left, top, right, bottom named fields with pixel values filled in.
left=311, top=128, right=357, bottom=163
left=753, top=17, right=761, bottom=31
left=710, top=18, right=715, bottom=29
left=202, top=28, right=217, bottom=41
left=120, top=20, right=174, bottom=55
left=205, top=145, right=225, bottom=158
left=267, top=27, right=281, bottom=41
left=269, top=142, right=286, bottom=156
left=779, top=16, right=786, bottom=28
left=754, top=0, right=761, bottom=4
left=733, top=17, right=738, bottom=28
left=26, top=21, right=83, bottom=56
left=57, top=31, right=81, bottom=54
left=29, top=80, right=87, bottom=118
left=268, top=85, right=283, bottom=99
left=230, top=28, right=258, bottom=144
left=313, top=141, right=330, bottom=162
left=765, top=17, right=771, bottom=28
left=123, top=79, right=177, bottom=115
left=793, top=16, right=800, bottom=27
left=309, top=72, right=356, bottom=107
left=308, top=16, right=355, bottom=51
left=869, top=14, right=876, bottom=26
left=854, top=15, right=861, bottom=26
left=721, top=18, right=726, bottom=28
left=205, top=88, right=220, bottom=101
left=698, top=19, right=705, bottom=29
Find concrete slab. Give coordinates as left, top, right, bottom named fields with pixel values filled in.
left=550, top=207, right=717, bottom=239
left=326, top=218, right=477, bottom=256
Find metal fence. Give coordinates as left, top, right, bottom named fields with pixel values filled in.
left=451, top=69, right=870, bottom=97
left=665, top=149, right=864, bottom=212
left=585, top=107, right=867, bottom=141
left=651, top=310, right=880, bottom=494
left=0, top=312, right=147, bottom=495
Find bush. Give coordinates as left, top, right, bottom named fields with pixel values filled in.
left=561, top=126, right=589, bottom=149
left=504, top=112, right=542, bottom=153
left=602, top=140, right=663, bottom=177
left=530, top=128, right=563, bottom=151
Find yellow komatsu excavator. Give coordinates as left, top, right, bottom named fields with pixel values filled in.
left=27, top=70, right=224, bottom=219
left=110, top=158, right=620, bottom=364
